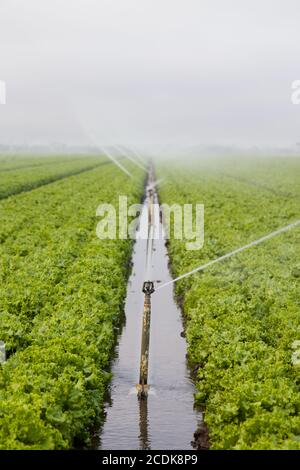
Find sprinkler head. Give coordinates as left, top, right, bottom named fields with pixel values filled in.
left=136, top=383, right=149, bottom=399
left=142, top=281, right=155, bottom=295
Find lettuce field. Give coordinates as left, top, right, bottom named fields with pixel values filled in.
left=0, top=153, right=299, bottom=450
left=158, top=156, right=300, bottom=449
left=0, top=155, right=143, bottom=449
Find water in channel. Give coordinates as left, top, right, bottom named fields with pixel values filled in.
left=99, top=185, right=201, bottom=450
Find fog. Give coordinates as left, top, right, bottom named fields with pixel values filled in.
left=0, top=0, right=300, bottom=148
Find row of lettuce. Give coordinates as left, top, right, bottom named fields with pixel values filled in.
left=0, top=161, right=144, bottom=449
left=158, top=157, right=300, bottom=449
left=194, top=155, right=300, bottom=200
left=0, top=155, right=107, bottom=200
left=0, top=154, right=91, bottom=172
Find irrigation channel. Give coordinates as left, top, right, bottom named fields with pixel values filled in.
left=98, top=167, right=202, bottom=450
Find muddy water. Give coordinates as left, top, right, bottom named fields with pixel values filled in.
left=99, top=192, right=201, bottom=450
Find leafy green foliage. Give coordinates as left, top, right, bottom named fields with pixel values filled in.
left=0, top=154, right=94, bottom=172
left=158, top=157, right=300, bottom=449
left=0, top=155, right=107, bottom=199
left=0, top=159, right=144, bottom=449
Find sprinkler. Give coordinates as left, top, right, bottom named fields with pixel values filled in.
left=137, top=281, right=155, bottom=399
left=142, top=280, right=155, bottom=295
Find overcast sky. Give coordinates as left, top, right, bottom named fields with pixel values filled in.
left=0, top=0, right=300, bottom=147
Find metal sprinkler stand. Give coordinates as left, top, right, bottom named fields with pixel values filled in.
left=137, top=281, right=155, bottom=399
left=147, top=189, right=153, bottom=225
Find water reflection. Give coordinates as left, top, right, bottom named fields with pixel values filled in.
left=139, top=398, right=150, bottom=450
